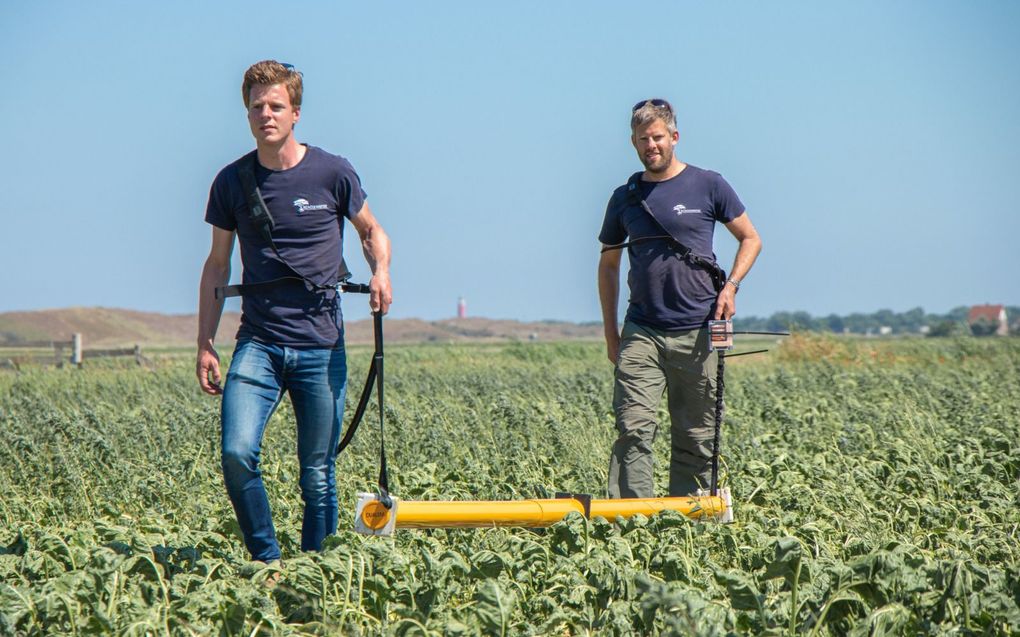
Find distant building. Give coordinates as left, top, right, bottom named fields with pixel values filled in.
left=457, top=297, right=467, bottom=319
left=967, top=304, right=1008, bottom=336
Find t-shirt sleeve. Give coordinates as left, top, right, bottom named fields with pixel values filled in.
left=204, top=167, right=237, bottom=231
left=712, top=173, right=745, bottom=223
left=598, top=190, right=627, bottom=245
left=335, top=158, right=367, bottom=219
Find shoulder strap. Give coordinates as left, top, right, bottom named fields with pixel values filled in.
left=237, top=156, right=275, bottom=245
left=621, top=173, right=727, bottom=292
left=625, top=172, right=644, bottom=207
left=215, top=154, right=341, bottom=299
left=625, top=173, right=689, bottom=251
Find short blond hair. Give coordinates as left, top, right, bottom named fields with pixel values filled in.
left=242, top=60, right=303, bottom=109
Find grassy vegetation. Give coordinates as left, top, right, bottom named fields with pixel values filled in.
left=0, top=335, right=1018, bottom=635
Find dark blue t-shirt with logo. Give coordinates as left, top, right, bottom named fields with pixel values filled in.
left=599, top=165, right=745, bottom=330
left=205, top=145, right=366, bottom=348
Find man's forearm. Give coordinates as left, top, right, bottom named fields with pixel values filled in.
left=197, top=259, right=230, bottom=348
left=598, top=264, right=620, bottom=339
left=727, top=235, right=762, bottom=284
left=361, top=225, right=391, bottom=276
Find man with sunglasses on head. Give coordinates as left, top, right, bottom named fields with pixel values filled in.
left=196, top=60, right=392, bottom=565
left=598, top=99, right=761, bottom=499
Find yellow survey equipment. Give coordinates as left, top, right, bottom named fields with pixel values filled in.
left=354, top=489, right=732, bottom=536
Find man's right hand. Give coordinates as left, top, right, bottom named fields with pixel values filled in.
left=197, top=346, right=223, bottom=395
left=605, top=332, right=620, bottom=366
left=598, top=249, right=623, bottom=366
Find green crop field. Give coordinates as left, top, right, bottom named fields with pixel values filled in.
left=1, top=336, right=1018, bottom=635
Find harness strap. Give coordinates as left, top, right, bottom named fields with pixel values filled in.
left=601, top=173, right=727, bottom=292
left=215, top=153, right=349, bottom=300
left=237, top=158, right=275, bottom=244
left=599, top=235, right=675, bottom=253
left=216, top=276, right=320, bottom=300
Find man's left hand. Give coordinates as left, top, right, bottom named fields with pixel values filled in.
left=370, top=272, right=393, bottom=314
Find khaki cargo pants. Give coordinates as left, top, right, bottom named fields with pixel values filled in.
left=608, top=320, right=718, bottom=498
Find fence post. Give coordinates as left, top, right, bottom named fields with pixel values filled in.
left=134, top=344, right=142, bottom=366
left=72, top=333, right=83, bottom=368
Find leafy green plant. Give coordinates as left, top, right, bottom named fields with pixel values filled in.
left=1, top=338, right=1018, bottom=634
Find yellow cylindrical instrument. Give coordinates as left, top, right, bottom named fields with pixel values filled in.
left=355, top=490, right=732, bottom=535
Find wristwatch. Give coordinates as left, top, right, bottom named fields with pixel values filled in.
left=725, top=278, right=740, bottom=291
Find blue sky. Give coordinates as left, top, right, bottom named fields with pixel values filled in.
left=2, top=1, right=1018, bottom=323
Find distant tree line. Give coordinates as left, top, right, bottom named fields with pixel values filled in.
left=734, top=306, right=1020, bottom=337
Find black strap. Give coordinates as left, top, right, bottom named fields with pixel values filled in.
left=710, top=352, right=725, bottom=496
left=336, top=311, right=392, bottom=508
left=215, top=153, right=350, bottom=300
left=237, top=158, right=275, bottom=244
left=602, top=173, right=727, bottom=292
left=599, top=234, right=675, bottom=253
left=373, top=310, right=390, bottom=505
left=216, top=276, right=317, bottom=300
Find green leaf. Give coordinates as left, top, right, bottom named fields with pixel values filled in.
left=762, top=536, right=807, bottom=584
left=469, top=549, right=505, bottom=579
left=714, top=569, right=764, bottom=612
left=472, top=580, right=517, bottom=636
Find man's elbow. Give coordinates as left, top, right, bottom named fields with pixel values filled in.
left=359, top=223, right=386, bottom=247
left=203, top=257, right=231, bottom=282
left=598, top=264, right=620, bottom=283
left=740, top=231, right=762, bottom=254
left=361, top=225, right=389, bottom=251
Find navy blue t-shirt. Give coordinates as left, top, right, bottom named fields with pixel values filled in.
left=205, top=145, right=366, bottom=348
left=599, top=165, right=745, bottom=330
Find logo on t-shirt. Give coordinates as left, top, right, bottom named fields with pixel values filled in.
left=673, top=203, right=702, bottom=216
left=293, top=198, right=330, bottom=214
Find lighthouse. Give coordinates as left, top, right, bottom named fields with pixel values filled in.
left=457, top=297, right=467, bottom=319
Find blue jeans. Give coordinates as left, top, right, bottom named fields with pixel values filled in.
left=221, top=338, right=347, bottom=562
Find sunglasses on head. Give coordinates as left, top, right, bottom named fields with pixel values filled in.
left=632, top=98, right=672, bottom=113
